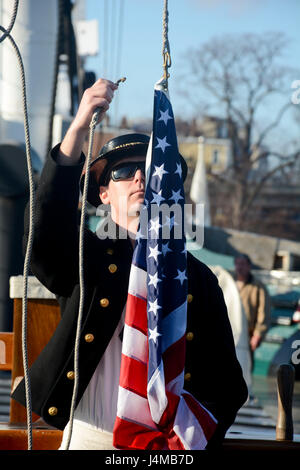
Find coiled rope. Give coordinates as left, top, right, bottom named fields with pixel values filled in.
left=0, top=0, right=34, bottom=450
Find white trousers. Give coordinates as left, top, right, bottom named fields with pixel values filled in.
left=59, top=420, right=117, bottom=450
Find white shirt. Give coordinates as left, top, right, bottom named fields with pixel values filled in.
left=73, top=305, right=126, bottom=432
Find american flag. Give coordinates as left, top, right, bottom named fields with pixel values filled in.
left=113, top=80, right=217, bottom=450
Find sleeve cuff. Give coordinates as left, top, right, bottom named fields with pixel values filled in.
left=50, top=143, right=86, bottom=168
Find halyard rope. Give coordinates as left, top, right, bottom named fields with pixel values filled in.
left=64, top=77, right=126, bottom=450
left=0, top=0, right=34, bottom=450
left=162, top=0, right=171, bottom=87
left=63, top=108, right=98, bottom=450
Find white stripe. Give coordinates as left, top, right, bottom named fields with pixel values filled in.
left=162, top=301, right=187, bottom=353
left=147, top=362, right=168, bottom=423
left=116, top=386, right=157, bottom=430
left=173, top=396, right=207, bottom=450
left=166, top=370, right=184, bottom=396
left=182, top=390, right=218, bottom=424
left=145, top=133, right=153, bottom=186
left=122, top=324, right=147, bottom=364
left=128, top=264, right=147, bottom=300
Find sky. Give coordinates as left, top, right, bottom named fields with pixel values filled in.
left=85, top=0, right=300, bottom=133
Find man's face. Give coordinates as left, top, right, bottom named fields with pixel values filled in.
left=234, top=257, right=251, bottom=278
left=99, top=155, right=146, bottom=225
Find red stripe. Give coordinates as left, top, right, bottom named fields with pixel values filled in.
left=182, top=393, right=217, bottom=441
left=125, top=293, right=148, bottom=335
left=113, top=416, right=185, bottom=450
left=162, top=335, right=186, bottom=385
left=119, top=354, right=148, bottom=399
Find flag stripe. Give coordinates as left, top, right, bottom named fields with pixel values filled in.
left=147, top=361, right=168, bottom=423
left=173, top=396, right=208, bottom=450
left=122, top=324, right=148, bottom=364
left=162, top=334, right=186, bottom=385
left=119, top=354, right=148, bottom=399
left=166, top=370, right=184, bottom=396
left=116, top=386, right=157, bottom=430
left=125, top=293, right=148, bottom=336
left=128, top=264, right=147, bottom=299
left=182, top=392, right=218, bottom=440
left=113, top=416, right=184, bottom=450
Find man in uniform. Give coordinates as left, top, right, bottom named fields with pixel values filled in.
left=12, top=79, right=248, bottom=450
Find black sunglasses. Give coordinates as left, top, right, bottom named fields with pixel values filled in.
left=108, top=161, right=146, bottom=183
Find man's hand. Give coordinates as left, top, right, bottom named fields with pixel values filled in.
left=71, top=78, right=118, bottom=133
left=58, top=79, right=118, bottom=165
left=250, top=333, right=262, bottom=351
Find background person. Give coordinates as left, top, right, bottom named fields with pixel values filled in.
left=234, top=254, right=271, bottom=373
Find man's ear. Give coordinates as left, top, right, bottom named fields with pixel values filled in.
left=99, top=185, right=110, bottom=205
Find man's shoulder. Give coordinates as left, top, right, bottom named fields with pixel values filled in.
left=187, top=250, right=217, bottom=282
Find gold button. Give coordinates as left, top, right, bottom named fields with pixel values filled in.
left=184, top=372, right=192, bottom=382
left=106, top=248, right=114, bottom=255
left=100, top=298, right=109, bottom=308
left=108, top=263, right=117, bottom=273
left=66, top=371, right=75, bottom=380
left=187, top=294, right=193, bottom=303
left=48, top=406, right=58, bottom=416
left=84, top=333, right=94, bottom=343
left=186, top=332, right=194, bottom=341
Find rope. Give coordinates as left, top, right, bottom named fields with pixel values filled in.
left=46, top=0, right=65, bottom=157
left=63, top=108, right=98, bottom=450
left=0, top=0, right=34, bottom=450
left=0, top=0, right=19, bottom=43
left=162, top=0, right=171, bottom=87
left=64, top=77, right=126, bottom=450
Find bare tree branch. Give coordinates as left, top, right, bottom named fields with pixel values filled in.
left=241, top=152, right=300, bottom=218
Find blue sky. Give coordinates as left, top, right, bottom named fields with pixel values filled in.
left=86, top=0, right=300, bottom=132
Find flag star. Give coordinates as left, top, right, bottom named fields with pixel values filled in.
left=148, top=272, right=162, bottom=289
left=164, top=215, right=179, bottom=229
left=148, top=244, right=161, bottom=262
left=153, top=163, right=169, bottom=180
left=135, top=227, right=144, bottom=242
left=175, top=162, right=182, bottom=178
left=162, top=241, right=172, bottom=256
left=155, top=136, right=171, bottom=153
left=169, top=189, right=184, bottom=204
left=174, top=269, right=187, bottom=285
left=149, top=326, right=161, bottom=344
left=151, top=189, right=165, bottom=206
left=158, top=108, right=173, bottom=126
left=148, top=299, right=161, bottom=317
left=149, top=217, right=161, bottom=237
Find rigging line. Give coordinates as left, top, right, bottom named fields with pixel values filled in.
left=63, top=108, right=97, bottom=451
left=0, top=19, right=34, bottom=452
left=103, top=0, right=108, bottom=77
left=109, top=0, right=117, bottom=80
left=114, top=0, right=125, bottom=126
left=46, top=0, right=64, bottom=157
left=64, top=77, right=126, bottom=450
left=162, top=0, right=171, bottom=88
left=0, top=0, right=19, bottom=43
